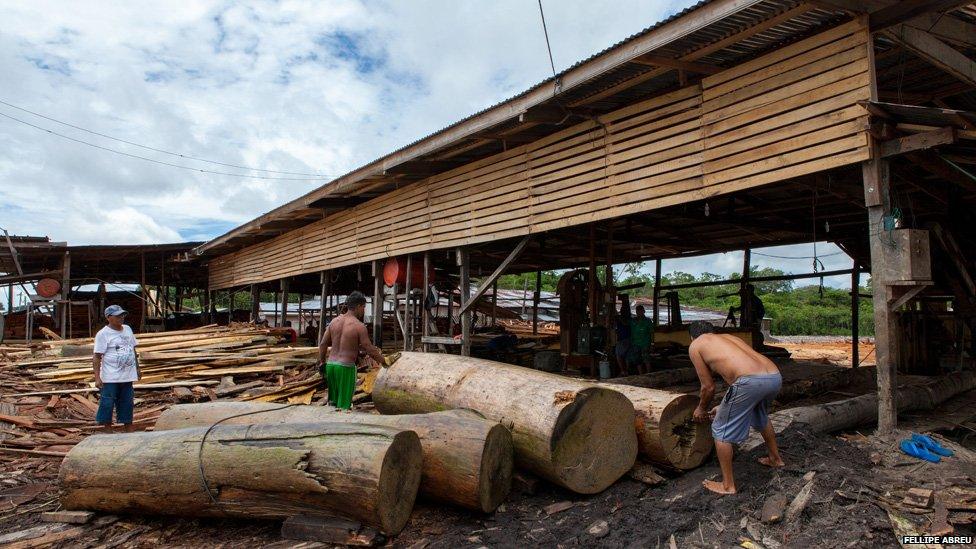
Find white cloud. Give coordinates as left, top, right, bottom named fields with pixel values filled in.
left=0, top=0, right=865, bottom=291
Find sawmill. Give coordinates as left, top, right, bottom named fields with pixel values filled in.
left=3, top=0, right=976, bottom=546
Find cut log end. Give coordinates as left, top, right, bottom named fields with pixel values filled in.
left=479, top=423, right=515, bottom=512
left=378, top=430, right=423, bottom=534
left=659, top=394, right=713, bottom=471
left=551, top=387, right=638, bottom=494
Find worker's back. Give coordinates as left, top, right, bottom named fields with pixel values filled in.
left=691, top=333, right=778, bottom=385
left=327, top=314, right=365, bottom=365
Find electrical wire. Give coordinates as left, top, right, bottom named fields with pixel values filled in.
left=536, top=0, right=557, bottom=79
left=0, top=98, right=334, bottom=177
left=0, top=111, right=334, bottom=181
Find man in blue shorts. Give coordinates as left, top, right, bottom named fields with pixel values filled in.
left=688, top=321, right=784, bottom=495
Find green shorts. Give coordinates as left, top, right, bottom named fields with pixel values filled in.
left=322, top=362, right=357, bottom=410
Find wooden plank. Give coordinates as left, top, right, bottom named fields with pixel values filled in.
left=459, top=236, right=531, bottom=315
left=880, top=127, right=956, bottom=157
left=885, top=24, right=976, bottom=87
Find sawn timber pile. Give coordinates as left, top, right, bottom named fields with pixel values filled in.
left=154, top=402, right=514, bottom=512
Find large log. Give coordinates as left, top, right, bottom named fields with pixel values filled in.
left=742, top=370, right=976, bottom=451
left=59, top=422, right=423, bottom=534
left=601, top=384, right=713, bottom=470
left=154, top=402, right=513, bottom=512
left=373, top=352, right=637, bottom=494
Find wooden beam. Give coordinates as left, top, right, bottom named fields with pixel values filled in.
left=863, top=124, right=899, bottom=433
left=404, top=254, right=412, bottom=351
left=372, top=260, right=382, bottom=345
left=458, top=247, right=471, bottom=357
left=629, top=54, right=722, bottom=74
left=813, top=0, right=976, bottom=48
left=532, top=270, right=541, bottom=335
left=279, top=278, right=290, bottom=328
left=459, top=236, right=531, bottom=315
left=906, top=151, right=976, bottom=192
left=0, top=271, right=60, bottom=285
left=851, top=266, right=860, bottom=368
left=318, top=271, right=329, bottom=344
left=870, top=1, right=974, bottom=32
left=886, top=24, right=976, bottom=87
left=422, top=252, right=430, bottom=352
left=250, top=284, right=260, bottom=324
left=60, top=251, right=71, bottom=338
left=880, top=127, right=956, bottom=157
left=652, top=259, right=662, bottom=327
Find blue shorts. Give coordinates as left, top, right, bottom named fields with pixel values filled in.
left=711, top=373, right=781, bottom=443
left=96, top=382, right=134, bottom=425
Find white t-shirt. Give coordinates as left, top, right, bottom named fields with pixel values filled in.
left=94, top=325, right=139, bottom=383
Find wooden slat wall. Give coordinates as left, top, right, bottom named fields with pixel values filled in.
left=700, top=19, right=872, bottom=194
left=208, top=20, right=872, bottom=290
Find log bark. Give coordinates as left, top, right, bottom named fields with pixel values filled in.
left=59, top=422, right=423, bottom=534
left=154, top=402, right=513, bottom=512
left=373, top=352, right=637, bottom=494
left=742, top=371, right=976, bottom=451
left=601, top=384, right=712, bottom=470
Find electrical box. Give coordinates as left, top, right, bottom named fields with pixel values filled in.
left=883, top=229, right=931, bottom=283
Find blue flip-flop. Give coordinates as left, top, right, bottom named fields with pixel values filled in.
left=900, top=439, right=941, bottom=463
left=912, top=433, right=954, bottom=457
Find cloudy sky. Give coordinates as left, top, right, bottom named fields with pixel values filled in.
left=0, top=0, right=855, bottom=288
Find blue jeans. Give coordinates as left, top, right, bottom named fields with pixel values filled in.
left=96, top=382, right=134, bottom=425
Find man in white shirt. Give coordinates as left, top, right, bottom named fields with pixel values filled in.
left=93, top=304, right=141, bottom=432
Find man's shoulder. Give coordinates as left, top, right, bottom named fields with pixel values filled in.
left=95, top=326, right=112, bottom=338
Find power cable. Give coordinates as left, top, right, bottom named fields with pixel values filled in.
left=0, top=98, right=333, bottom=177
left=537, top=0, right=557, bottom=79
left=0, top=111, right=334, bottom=181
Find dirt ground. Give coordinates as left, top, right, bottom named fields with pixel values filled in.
left=772, top=340, right=876, bottom=368
left=3, top=417, right=974, bottom=548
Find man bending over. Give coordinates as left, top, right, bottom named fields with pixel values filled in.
left=688, top=321, right=784, bottom=495
left=318, top=291, right=384, bottom=409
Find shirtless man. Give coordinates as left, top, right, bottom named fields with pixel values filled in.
left=688, top=321, right=784, bottom=495
left=318, top=291, right=384, bottom=409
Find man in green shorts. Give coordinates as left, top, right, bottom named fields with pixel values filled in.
left=629, top=305, right=654, bottom=374
left=318, top=291, right=385, bottom=409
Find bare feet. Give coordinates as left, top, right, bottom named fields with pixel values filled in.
left=702, top=479, right=736, bottom=495
left=758, top=456, right=785, bottom=467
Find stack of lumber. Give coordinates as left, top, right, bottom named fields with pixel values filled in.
left=17, top=324, right=315, bottom=388
left=0, top=323, right=350, bottom=457
left=497, top=319, right=559, bottom=338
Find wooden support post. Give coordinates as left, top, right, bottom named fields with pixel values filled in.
left=852, top=266, right=861, bottom=368
left=863, top=145, right=899, bottom=434
left=373, top=260, right=383, bottom=346
left=458, top=247, right=471, bottom=356
left=272, top=291, right=278, bottom=327
left=279, top=279, right=290, bottom=328
left=532, top=270, right=541, bottom=335
left=297, top=293, right=304, bottom=334
left=250, top=284, right=260, bottom=323
left=588, top=225, right=597, bottom=326
left=139, top=252, right=146, bottom=332
left=653, top=259, right=662, bottom=326
left=319, top=271, right=329, bottom=345
left=392, top=283, right=400, bottom=348
left=60, top=251, right=71, bottom=338
left=741, top=248, right=752, bottom=328
left=490, top=280, right=498, bottom=328
left=422, top=252, right=430, bottom=352
left=447, top=279, right=454, bottom=339
left=405, top=255, right=413, bottom=351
